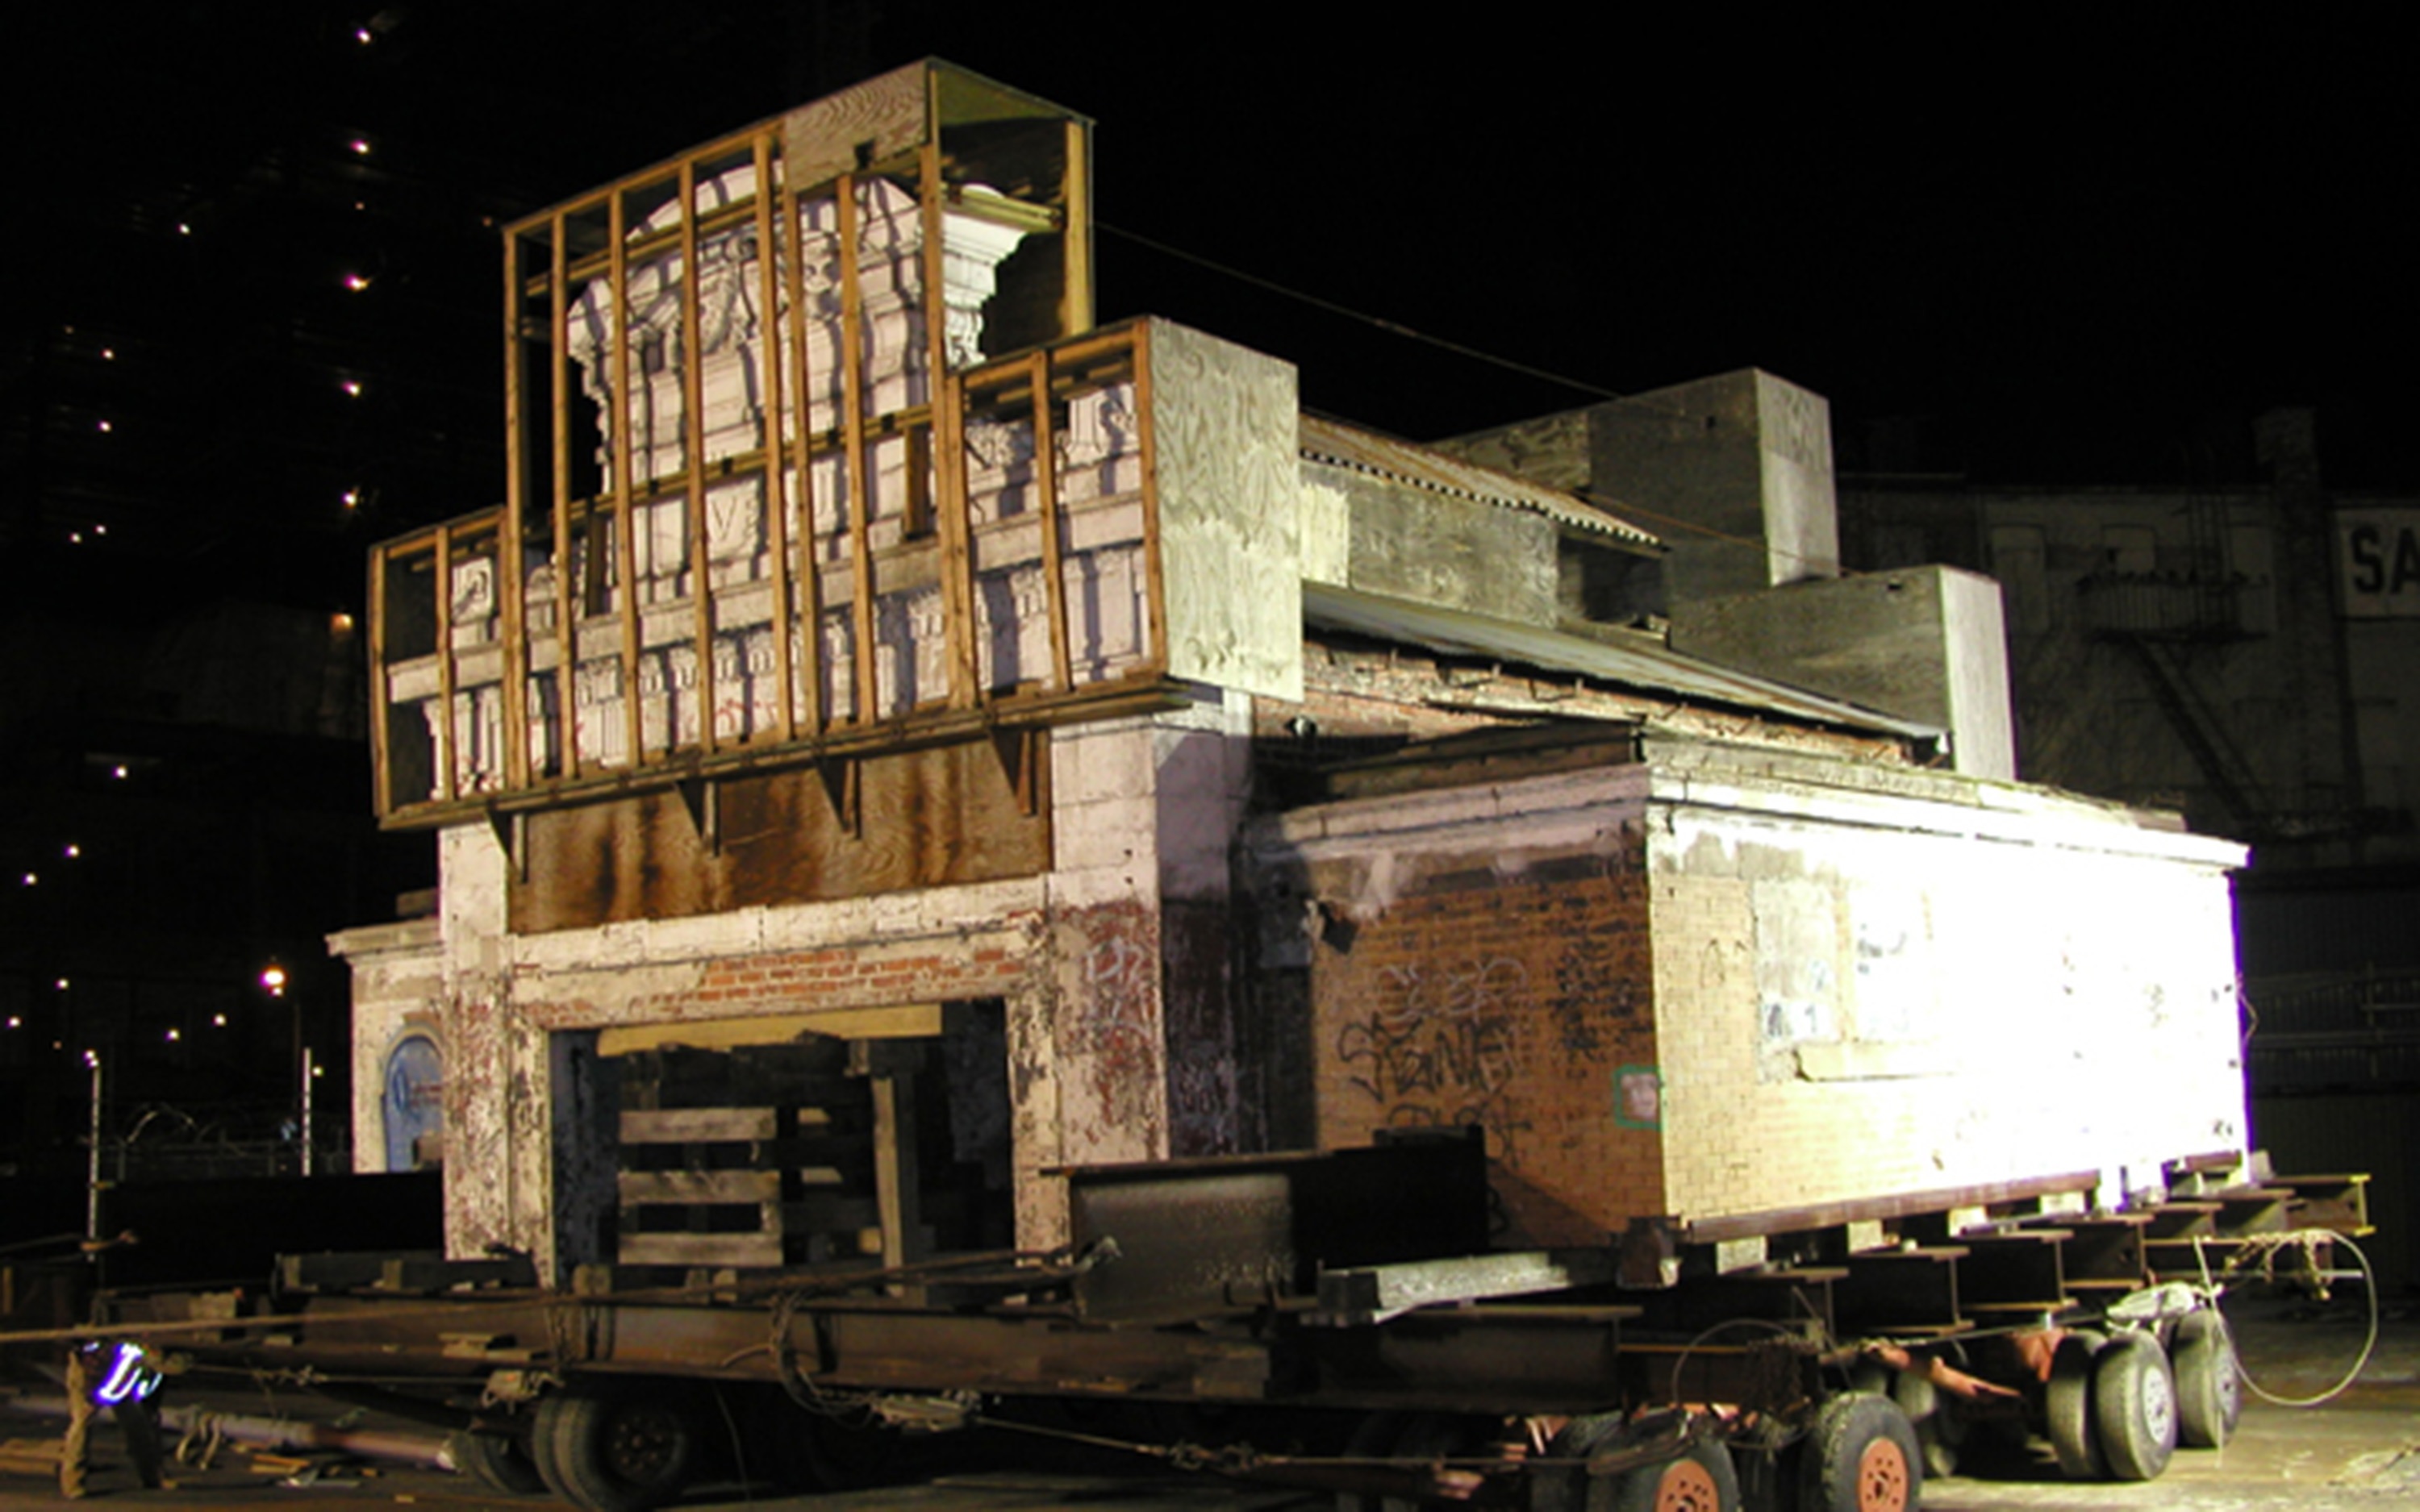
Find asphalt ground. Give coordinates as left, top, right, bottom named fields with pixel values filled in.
left=0, top=1295, right=2411, bottom=1510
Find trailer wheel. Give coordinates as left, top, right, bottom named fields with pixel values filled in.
left=1796, top=1393, right=1920, bottom=1512
left=533, top=1384, right=699, bottom=1512
left=2044, top=1328, right=2107, bottom=1481
left=1596, top=1438, right=1739, bottom=1512
left=446, top=1430, right=545, bottom=1496
left=2171, top=1308, right=2242, bottom=1448
left=2092, top=1331, right=2177, bottom=1481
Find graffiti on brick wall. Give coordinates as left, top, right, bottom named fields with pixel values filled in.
left=1061, top=901, right=1163, bottom=1148
left=1337, top=958, right=1532, bottom=1160
left=1075, top=920, right=1156, bottom=1062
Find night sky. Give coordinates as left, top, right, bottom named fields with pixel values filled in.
left=10, top=2, right=2412, bottom=597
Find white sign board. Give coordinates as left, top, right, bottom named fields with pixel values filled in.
left=2338, top=510, right=2420, bottom=618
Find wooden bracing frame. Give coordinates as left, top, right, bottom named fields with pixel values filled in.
left=367, top=65, right=1166, bottom=823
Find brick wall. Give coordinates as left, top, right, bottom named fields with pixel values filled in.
left=1309, top=861, right=1662, bottom=1245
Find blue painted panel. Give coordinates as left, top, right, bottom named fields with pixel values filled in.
left=381, top=1035, right=444, bottom=1173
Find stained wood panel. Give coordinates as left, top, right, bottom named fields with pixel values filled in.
left=512, top=734, right=1050, bottom=933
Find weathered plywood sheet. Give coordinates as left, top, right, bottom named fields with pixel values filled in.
left=511, top=737, right=1050, bottom=932
left=784, top=61, right=928, bottom=187
left=1147, top=320, right=1302, bottom=701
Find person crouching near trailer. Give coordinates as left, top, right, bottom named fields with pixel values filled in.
left=61, top=1339, right=166, bottom=1497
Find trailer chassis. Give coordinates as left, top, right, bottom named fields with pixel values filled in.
left=77, top=1143, right=2370, bottom=1512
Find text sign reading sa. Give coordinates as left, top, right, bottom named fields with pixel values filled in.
left=2338, top=510, right=2420, bottom=618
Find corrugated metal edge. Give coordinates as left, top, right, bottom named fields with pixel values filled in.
left=1299, top=414, right=1658, bottom=546
left=1302, top=581, right=1944, bottom=742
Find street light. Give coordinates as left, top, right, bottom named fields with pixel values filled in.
left=261, top=962, right=307, bottom=1174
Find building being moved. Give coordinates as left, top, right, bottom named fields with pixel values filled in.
left=333, top=61, right=2253, bottom=1292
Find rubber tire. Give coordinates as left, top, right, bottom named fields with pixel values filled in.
left=447, top=1429, right=546, bottom=1496
left=532, top=1385, right=700, bottom=1512
left=1796, top=1393, right=1921, bottom=1512
left=2171, top=1309, right=2243, bottom=1448
left=2044, top=1328, right=2107, bottom=1481
left=1599, top=1439, right=1739, bottom=1512
left=2092, top=1331, right=2178, bottom=1481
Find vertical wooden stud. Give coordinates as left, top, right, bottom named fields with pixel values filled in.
left=753, top=133, right=796, bottom=748
left=499, top=235, right=530, bottom=791
left=678, top=159, right=715, bottom=755
left=366, top=545, right=391, bottom=816
left=785, top=184, right=825, bottom=736
left=836, top=174, right=878, bottom=724
left=1133, top=322, right=1167, bottom=677
left=1060, top=120, right=1094, bottom=338
left=551, top=212, right=579, bottom=780
left=610, top=190, right=644, bottom=769
left=1029, top=359, right=1072, bottom=694
left=433, top=523, right=458, bottom=804
left=920, top=140, right=979, bottom=710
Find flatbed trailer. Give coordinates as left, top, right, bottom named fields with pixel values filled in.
left=74, top=1138, right=2372, bottom=1512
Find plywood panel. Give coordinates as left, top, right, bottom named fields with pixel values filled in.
left=784, top=63, right=928, bottom=190
left=511, top=735, right=1050, bottom=933
left=1146, top=320, right=1302, bottom=701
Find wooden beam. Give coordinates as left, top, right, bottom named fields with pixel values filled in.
left=785, top=184, right=825, bottom=737
left=1060, top=119, right=1093, bottom=337
left=610, top=190, right=645, bottom=771
left=869, top=1073, right=925, bottom=1272
left=377, top=677, right=1188, bottom=831
left=616, top=1233, right=782, bottom=1268
left=678, top=159, right=716, bottom=756
left=367, top=545, right=393, bottom=816
left=1132, top=320, right=1168, bottom=677
left=503, top=119, right=795, bottom=239
left=620, top=1107, right=779, bottom=1143
left=544, top=196, right=761, bottom=291
left=619, top=1169, right=780, bottom=1205
left=920, top=140, right=978, bottom=711
left=551, top=213, right=579, bottom=781
left=1031, top=358, right=1072, bottom=693
left=754, top=134, right=797, bottom=748
left=499, top=235, right=530, bottom=790
left=597, top=1004, right=945, bottom=1056
left=836, top=174, right=879, bottom=723
left=433, top=523, right=458, bottom=803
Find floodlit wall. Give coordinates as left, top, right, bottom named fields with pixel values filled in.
left=1645, top=741, right=2249, bottom=1223
left=1252, top=738, right=2248, bottom=1244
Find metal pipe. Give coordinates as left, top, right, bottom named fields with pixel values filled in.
left=85, top=1053, right=102, bottom=1249
left=300, top=1045, right=315, bottom=1178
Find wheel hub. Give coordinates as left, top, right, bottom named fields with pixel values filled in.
left=2143, top=1363, right=2176, bottom=1445
left=605, top=1406, right=684, bottom=1483
left=1856, top=1437, right=1910, bottom=1512
left=1654, top=1457, right=1721, bottom=1512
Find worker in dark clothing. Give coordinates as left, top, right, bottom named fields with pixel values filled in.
left=60, top=1339, right=166, bottom=1497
